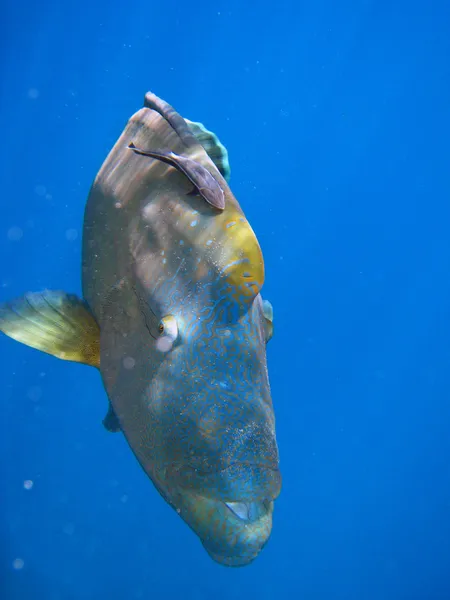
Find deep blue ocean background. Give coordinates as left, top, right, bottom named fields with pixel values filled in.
left=2, top=1, right=450, bottom=598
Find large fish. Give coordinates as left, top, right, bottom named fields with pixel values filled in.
left=0, top=92, right=281, bottom=567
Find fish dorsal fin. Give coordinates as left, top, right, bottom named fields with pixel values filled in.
left=144, top=91, right=199, bottom=150
left=185, top=120, right=231, bottom=182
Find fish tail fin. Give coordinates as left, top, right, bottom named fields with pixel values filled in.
left=0, top=290, right=100, bottom=367
left=185, top=119, right=231, bottom=182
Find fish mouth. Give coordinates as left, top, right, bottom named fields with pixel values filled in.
left=200, top=498, right=274, bottom=567
left=224, top=499, right=271, bottom=522
left=165, top=464, right=280, bottom=566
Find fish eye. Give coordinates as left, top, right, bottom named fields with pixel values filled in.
left=158, top=315, right=178, bottom=342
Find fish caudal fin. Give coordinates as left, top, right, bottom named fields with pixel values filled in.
left=185, top=119, right=231, bottom=182
left=0, top=291, right=100, bottom=367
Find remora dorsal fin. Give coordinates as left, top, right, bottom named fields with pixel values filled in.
left=128, top=143, right=225, bottom=210
left=0, top=291, right=100, bottom=367
left=185, top=119, right=231, bottom=182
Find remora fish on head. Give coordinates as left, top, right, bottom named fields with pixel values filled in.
left=0, top=91, right=281, bottom=566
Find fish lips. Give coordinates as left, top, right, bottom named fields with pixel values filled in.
left=170, top=461, right=282, bottom=503
left=203, top=500, right=275, bottom=567
left=166, top=463, right=281, bottom=567
left=178, top=490, right=275, bottom=567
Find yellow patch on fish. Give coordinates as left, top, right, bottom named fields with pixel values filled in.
left=216, top=205, right=264, bottom=302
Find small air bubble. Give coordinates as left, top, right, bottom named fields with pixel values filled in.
left=34, top=185, right=46, bottom=196
left=23, top=480, right=33, bottom=490
left=123, top=356, right=135, bottom=370
left=7, top=227, right=23, bottom=241
left=12, top=558, right=24, bottom=570
left=63, top=523, right=75, bottom=536
left=27, top=386, right=42, bottom=402
left=156, top=336, right=173, bottom=353
left=65, top=229, right=78, bottom=241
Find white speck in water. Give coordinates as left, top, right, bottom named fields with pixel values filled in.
left=162, top=258, right=167, bottom=264
left=34, top=184, right=46, bottom=196
left=27, top=386, right=42, bottom=402
left=161, top=250, right=165, bottom=255
left=179, top=240, right=184, bottom=245
left=190, top=220, right=198, bottom=227
left=12, top=558, right=24, bottom=570
left=156, top=336, right=173, bottom=353
left=206, top=240, right=213, bottom=246
left=7, top=227, right=23, bottom=241
left=115, top=202, right=122, bottom=209
left=123, top=356, right=135, bottom=369
left=23, top=480, right=33, bottom=490
left=65, top=228, right=78, bottom=241
left=28, top=88, right=39, bottom=99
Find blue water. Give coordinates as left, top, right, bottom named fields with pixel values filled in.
left=2, top=1, right=450, bottom=598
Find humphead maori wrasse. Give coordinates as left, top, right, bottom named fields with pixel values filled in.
left=0, top=92, right=281, bottom=566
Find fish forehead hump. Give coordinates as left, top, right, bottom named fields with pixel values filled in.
left=81, top=97, right=238, bottom=320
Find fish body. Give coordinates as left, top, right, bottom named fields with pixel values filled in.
left=0, top=92, right=281, bottom=566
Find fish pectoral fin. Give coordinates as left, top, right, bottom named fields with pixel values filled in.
left=185, top=119, right=231, bottom=182
left=103, top=402, right=121, bottom=432
left=262, top=299, right=274, bottom=343
left=0, top=290, right=100, bottom=367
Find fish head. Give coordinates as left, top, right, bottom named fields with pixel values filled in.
left=153, top=302, right=280, bottom=567
left=156, top=294, right=280, bottom=567
left=103, top=190, right=281, bottom=566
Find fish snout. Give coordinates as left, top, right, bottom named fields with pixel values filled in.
left=203, top=498, right=274, bottom=567
left=178, top=489, right=276, bottom=567
left=173, top=462, right=282, bottom=503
